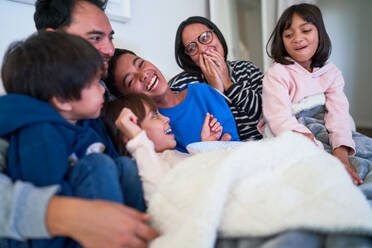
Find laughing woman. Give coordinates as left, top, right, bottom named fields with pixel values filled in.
left=105, top=48, right=240, bottom=153
left=169, top=16, right=264, bottom=141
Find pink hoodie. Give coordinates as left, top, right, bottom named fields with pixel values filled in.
left=260, top=60, right=355, bottom=154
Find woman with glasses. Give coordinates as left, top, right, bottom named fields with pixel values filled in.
left=105, top=48, right=240, bottom=153
left=169, top=16, right=264, bottom=141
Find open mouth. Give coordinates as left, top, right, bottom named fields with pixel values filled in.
left=164, top=127, right=172, bottom=135
left=103, top=58, right=110, bottom=68
left=146, top=75, right=159, bottom=92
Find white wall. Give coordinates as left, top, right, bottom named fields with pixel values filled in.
left=0, top=1, right=36, bottom=94
left=318, top=0, right=372, bottom=127
left=0, top=0, right=208, bottom=94
left=210, top=0, right=240, bottom=60
left=237, top=0, right=264, bottom=71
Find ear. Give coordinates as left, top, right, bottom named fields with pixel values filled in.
left=45, top=27, right=56, bottom=32
left=49, top=96, right=73, bottom=112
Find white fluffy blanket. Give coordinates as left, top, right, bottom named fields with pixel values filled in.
left=147, top=132, right=372, bottom=248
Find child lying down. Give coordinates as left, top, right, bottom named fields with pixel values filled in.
left=102, top=93, right=372, bottom=248
left=102, top=93, right=232, bottom=204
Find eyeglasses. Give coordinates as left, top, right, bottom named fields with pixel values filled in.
left=184, top=30, right=214, bottom=56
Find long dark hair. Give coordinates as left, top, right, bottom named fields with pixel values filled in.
left=266, top=3, right=331, bottom=68
left=174, top=16, right=228, bottom=80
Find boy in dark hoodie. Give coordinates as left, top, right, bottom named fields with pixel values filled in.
left=0, top=31, right=144, bottom=248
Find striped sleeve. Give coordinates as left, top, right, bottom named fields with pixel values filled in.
left=168, top=73, right=200, bottom=92
left=224, top=60, right=263, bottom=123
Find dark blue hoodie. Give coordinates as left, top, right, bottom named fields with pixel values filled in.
left=0, top=94, right=118, bottom=196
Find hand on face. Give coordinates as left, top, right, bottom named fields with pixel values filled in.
left=182, top=23, right=231, bottom=92
left=198, top=49, right=232, bottom=92
left=201, top=113, right=223, bottom=141
left=115, top=108, right=142, bottom=142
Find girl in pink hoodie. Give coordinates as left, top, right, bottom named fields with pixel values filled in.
left=260, top=3, right=372, bottom=185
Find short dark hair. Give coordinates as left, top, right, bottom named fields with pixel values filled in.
left=102, top=93, right=157, bottom=156
left=174, top=16, right=228, bottom=78
left=1, top=31, right=104, bottom=101
left=105, top=48, right=136, bottom=98
left=34, top=0, right=108, bottom=30
left=266, top=3, right=331, bottom=68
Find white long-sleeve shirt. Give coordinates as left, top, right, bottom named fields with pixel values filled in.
left=126, top=131, right=190, bottom=204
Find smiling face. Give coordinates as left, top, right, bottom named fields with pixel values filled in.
left=113, top=53, right=169, bottom=99
left=140, top=103, right=176, bottom=152
left=64, top=1, right=114, bottom=76
left=182, top=23, right=225, bottom=66
left=282, top=13, right=319, bottom=71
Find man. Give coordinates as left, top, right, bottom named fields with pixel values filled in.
left=34, top=0, right=114, bottom=77
left=0, top=0, right=158, bottom=247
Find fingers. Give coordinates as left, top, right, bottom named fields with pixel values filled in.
left=119, top=206, right=159, bottom=246
left=203, top=52, right=231, bottom=91
left=114, top=108, right=143, bottom=140
left=207, top=114, right=221, bottom=133
left=201, top=53, right=219, bottom=76
left=199, top=53, right=208, bottom=74
left=208, top=114, right=217, bottom=127
left=135, top=220, right=160, bottom=243
left=197, top=53, right=224, bottom=92
left=345, top=165, right=363, bottom=185
left=201, top=113, right=224, bottom=141
left=206, top=50, right=224, bottom=68
left=115, top=108, right=137, bottom=127
left=221, top=133, right=231, bottom=141
left=67, top=200, right=159, bottom=248
left=340, top=159, right=363, bottom=185
left=210, top=121, right=222, bottom=133
left=213, top=125, right=223, bottom=140
left=126, top=235, right=147, bottom=248
left=202, top=112, right=211, bottom=131
left=204, top=55, right=214, bottom=75
left=120, top=205, right=150, bottom=222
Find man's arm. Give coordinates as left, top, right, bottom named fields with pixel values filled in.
left=1, top=137, right=58, bottom=240
left=1, top=137, right=158, bottom=247
left=46, top=197, right=159, bottom=248
left=0, top=174, right=158, bottom=247
left=0, top=172, right=58, bottom=240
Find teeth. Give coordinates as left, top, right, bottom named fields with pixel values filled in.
left=147, top=76, right=159, bottom=91
left=165, top=128, right=172, bottom=134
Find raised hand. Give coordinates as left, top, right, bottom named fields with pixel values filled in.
left=115, top=108, right=142, bottom=141
left=200, top=49, right=233, bottom=92
left=199, top=52, right=224, bottom=92
left=201, top=113, right=223, bottom=141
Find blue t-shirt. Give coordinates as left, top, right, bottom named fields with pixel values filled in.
left=159, top=83, right=240, bottom=152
